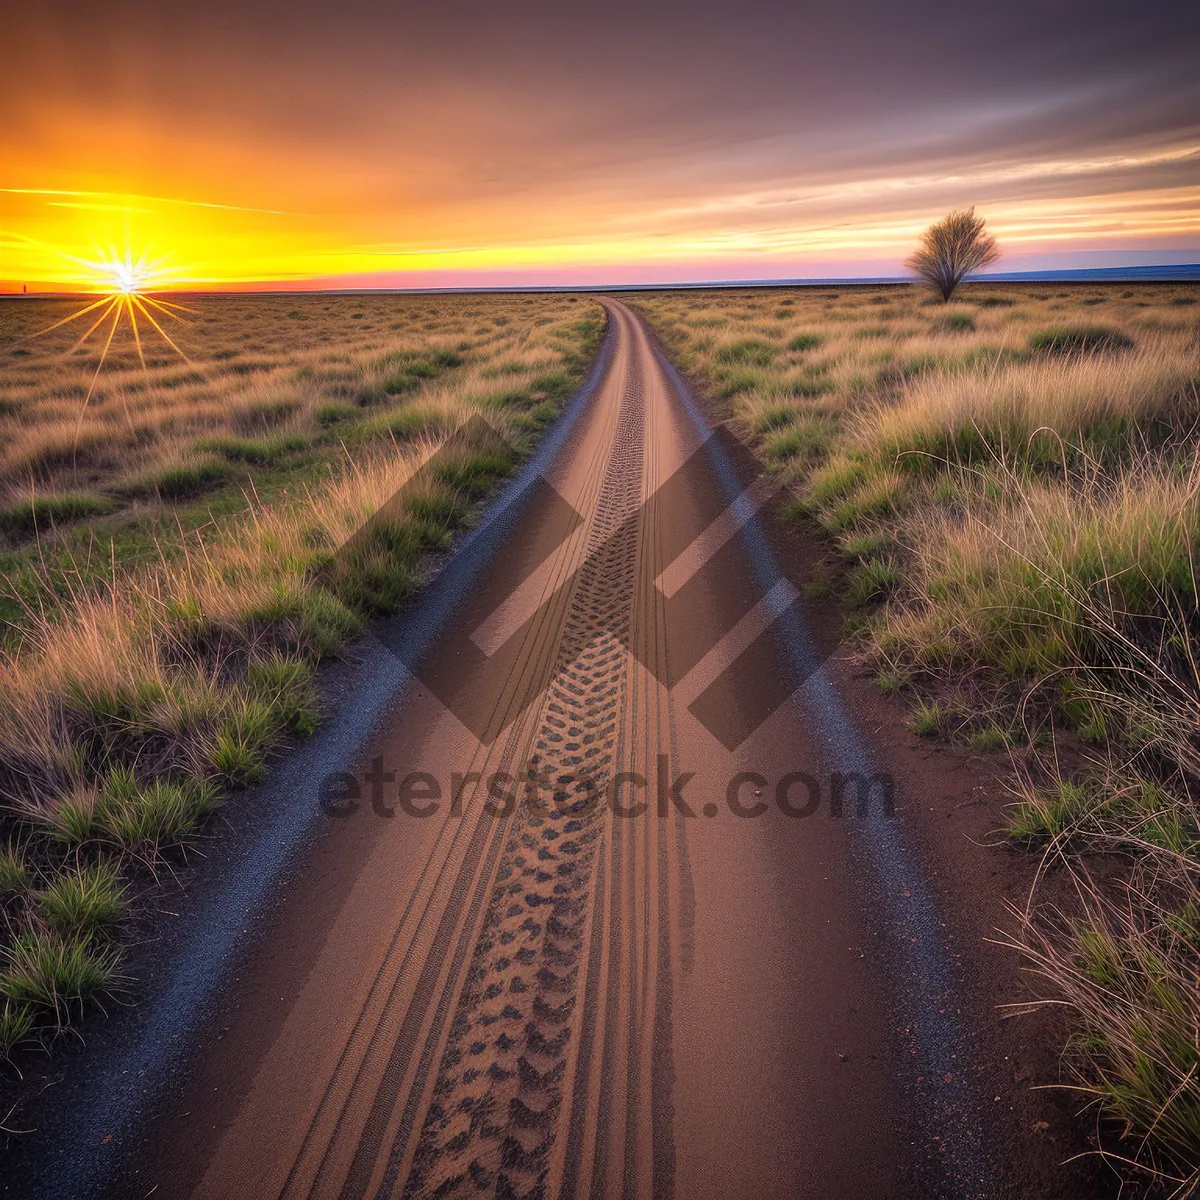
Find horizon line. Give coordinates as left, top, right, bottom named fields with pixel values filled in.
left=4, top=262, right=1198, bottom=299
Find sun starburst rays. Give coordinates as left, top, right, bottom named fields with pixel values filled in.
left=19, top=245, right=199, bottom=463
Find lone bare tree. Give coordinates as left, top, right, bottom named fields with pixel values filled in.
left=906, top=207, right=999, bottom=301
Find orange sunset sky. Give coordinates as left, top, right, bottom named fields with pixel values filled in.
left=3, top=0, right=1198, bottom=291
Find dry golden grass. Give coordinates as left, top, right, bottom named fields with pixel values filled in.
left=0, top=292, right=599, bottom=634
left=0, top=291, right=602, bottom=1057
left=855, top=342, right=1197, bottom=466
left=636, top=280, right=1200, bottom=1188
left=0, top=292, right=592, bottom=499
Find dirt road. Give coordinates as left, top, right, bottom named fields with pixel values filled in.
left=32, top=300, right=1002, bottom=1197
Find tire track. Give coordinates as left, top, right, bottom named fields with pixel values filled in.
left=274, top=323, right=632, bottom=1200
left=281, top=491, right=598, bottom=1197
left=397, top=333, right=648, bottom=1200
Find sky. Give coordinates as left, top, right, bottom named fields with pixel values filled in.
left=2, top=0, right=1198, bottom=290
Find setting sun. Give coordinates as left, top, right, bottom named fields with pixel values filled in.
left=20, top=243, right=192, bottom=419
left=105, top=257, right=141, bottom=294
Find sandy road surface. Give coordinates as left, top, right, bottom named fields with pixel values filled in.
left=102, top=300, right=986, bottom=1198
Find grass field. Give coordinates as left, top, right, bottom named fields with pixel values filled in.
left=0, top=292, right=601, bottom=1060
left=635, top=281, right=1200, bottom=1191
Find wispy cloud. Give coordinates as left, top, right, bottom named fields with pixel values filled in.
left=0, top=188, right=298, bottom=217
left=645, top=144, right=1200, bottom=224
left=47, top=201, right=152, bottom=214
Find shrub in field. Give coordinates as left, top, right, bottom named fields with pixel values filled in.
left=906, top=207, right=1000, bottom=301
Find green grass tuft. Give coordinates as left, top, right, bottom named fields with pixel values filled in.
left=97, top=766, right=221, bottom=850
left=195, top=433, right=311, bottom=465
left=1006, top=779, right=1095, bottom=843
left=432, top=450, right=514, bottom=498
left=209, top=698, right=276, bottom=787
left=0, top=492, right=113, bottom=535
left=0, top=1001, right=35, bottom=1060
left=936, top=310, right=976, bottom=332
left=715, top=339, right=776, bottom=367
left=36, top=864, right=126, bottom=937
left=967, top=725, right=1009, bottom=753
left=874, top=668, right=910, bottom=696
left=844, top=557, right=901, bottom=607
left=246, top=653, right=320, bottom=736
left=0, top=845, right=30, bottom=894
left=910, top=699, right=952, bottom=738
left=750, top=404, right=797, bottom=434
left=1, top=931, right=120, bottom=1020
left=839, top=530, right=892, bottom=558
left=119, top=459, right=232, bottom=500
left=1027, top=326, right=1135, bottom=356
left=315, top=402, right=357, bottom=426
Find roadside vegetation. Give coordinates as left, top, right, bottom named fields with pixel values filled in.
left=635, top=281, right=1200, bottom=1193
left=0, top=292, right=602, bottom=1064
